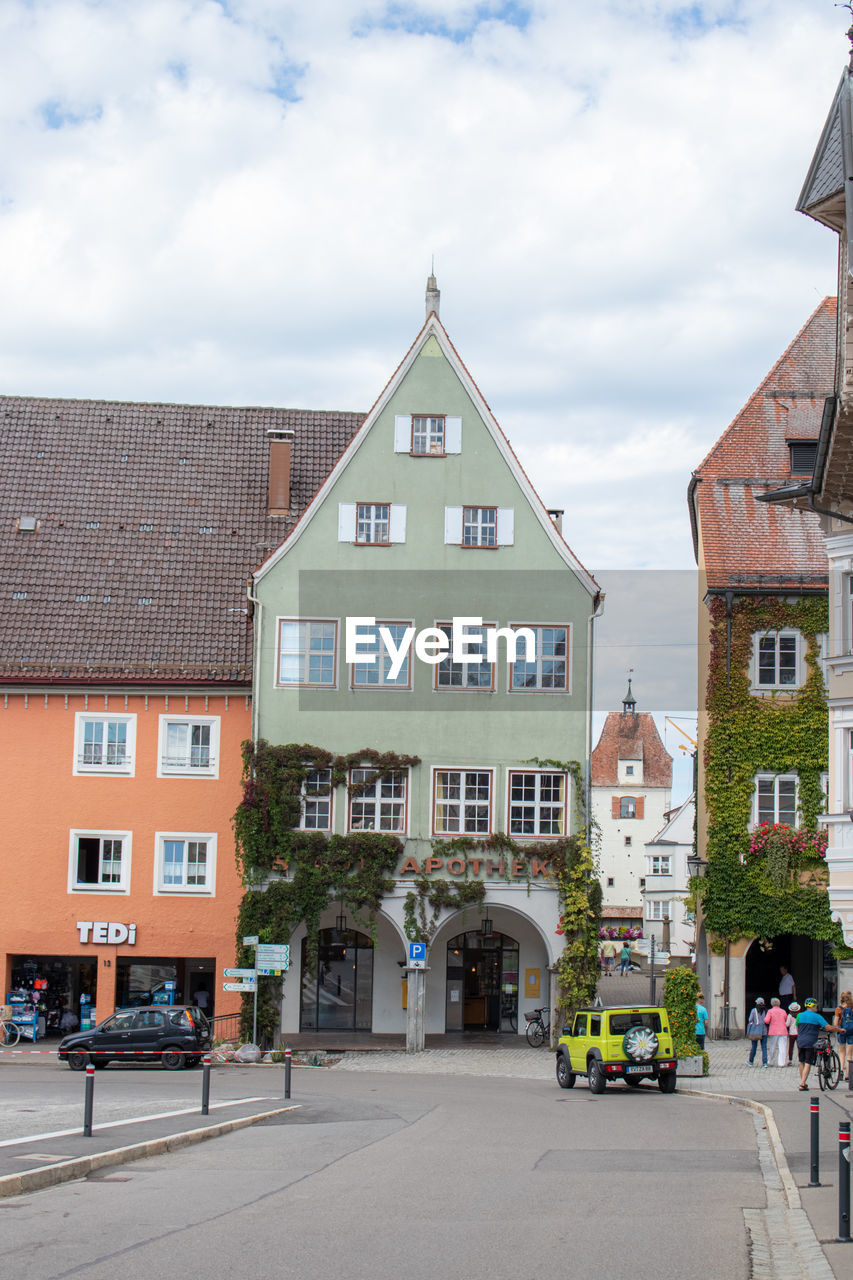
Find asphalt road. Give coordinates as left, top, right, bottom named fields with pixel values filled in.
left=1, top=1065, right=764, bottom=1280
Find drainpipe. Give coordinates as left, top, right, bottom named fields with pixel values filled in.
left=246, top=579, right=263, bottom=745
left=586, top=593, right=606, bottom=833
left=722, top=591, right=734, bottom=1036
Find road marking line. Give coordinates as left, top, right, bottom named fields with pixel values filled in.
left=0, top=1097, right=277, bottom=1149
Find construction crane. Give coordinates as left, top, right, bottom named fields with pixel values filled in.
left=664, top=716, right=697, bottom=755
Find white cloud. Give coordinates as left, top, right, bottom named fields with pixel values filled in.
left=0, top=0, right=844, bottom=590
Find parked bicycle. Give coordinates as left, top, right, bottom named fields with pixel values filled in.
left=524, top=1006, right=550, bottom=1047
left=0, top=1019, right=21, bottom=1047
left=816, top=1034, right=842, bottom=1091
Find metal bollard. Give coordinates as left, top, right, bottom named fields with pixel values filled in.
left=201, top=1055, right=211, bottom=1116
left=839, top=1120, right=851, bottom=1244
left=83, top=1062, right=95, bottom=1137
left=808, top=1095, right=821, bottom=1187
left=284, top=1047, right=292, bottom=1100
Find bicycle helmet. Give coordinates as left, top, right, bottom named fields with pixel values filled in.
left=804, top=998, right=818, bottom=1010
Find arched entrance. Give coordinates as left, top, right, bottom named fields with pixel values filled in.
left=445, top=928, right=519, bottom=1032
left=300, top=927, right=374, bottom=1031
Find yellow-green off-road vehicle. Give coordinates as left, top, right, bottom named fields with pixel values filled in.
left=555, top=1005, right=678, bottom=1094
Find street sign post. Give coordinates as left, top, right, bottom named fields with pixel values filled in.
left=223, top=968, right=256, bottom=979
left=257, top=944, right=290, bottom=968
left=408, top=941, right=427, bottom=970
left=223, top=981, right=257, bottom=992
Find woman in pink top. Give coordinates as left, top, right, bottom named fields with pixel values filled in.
left=765, top=997, right=789, bottom=1067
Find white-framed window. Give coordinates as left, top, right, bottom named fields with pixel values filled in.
left=624, top=836, right=632, bottom=847
left=620, top=796, right=637, bottom=819
left=356, top=503, right=390, bottom=544
left=433, top=768, right=493, bottom=835
left=299, top=769, right=333, bottom=831
left=338, top=503, right=406, bottom=544
left=73, top=713, right=135, bottom=775
left=648, top=855, right=671, bottom=876
left=350, top=621, right=413, bottom=689
left=625, top=764, right=635, bottom=776
left=751, top=630, right=802, bottom=689
left=69, top=830, right=131, bottom=893
left=507, top=770, right=567, bottom=837
left=463, top=506, right=497, bottom=548
left=277, top=618, right=338, bottom=688
left=444, top=506, right=514, bottom=546
left=646, top=900, right=672, bottom=921
left=158, top=716, right=220, bottom=778
left=348, top=769, right=408, bottom=833
left=434, top=622, right=494, bottom=691
left=753, top=773, right=798, bottom=827
left=155, top=833, right=216, bottom=895
left=509, top=624, right=569, bottom=692
left=394, top=414, right=462, bottom=455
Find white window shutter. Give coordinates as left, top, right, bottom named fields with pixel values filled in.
left=338, top=503, right=357, bottom=542
left=445, top=417, right=462, bottom=452
left=394, top=416, right=411, bottom=452
left=444, top=507, right=463, bottom=544
left=389, top=505, right=407, bottom=543
left=497, top=508, right=515, bottom=545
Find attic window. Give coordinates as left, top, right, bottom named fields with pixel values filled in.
left=789, top=441, right=817, bottom=475
left=138, top=597, right=153, bottom=605
left=12, top=591, right=27, bottom=600
left=75, top=594, right=90, bottom=603
left=198, top=526, right=214, bottom=534
left=86, top=521, right=101, bottom=530
left=17, top=516, right=37, bottom=532
left=139, top=523, right=154, bottom=532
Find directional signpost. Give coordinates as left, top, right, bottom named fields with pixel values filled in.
left=225, top=943, right=291, bottom=1047
left=407, top=942, right=428, bottom=1053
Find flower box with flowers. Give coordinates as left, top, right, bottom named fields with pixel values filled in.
left=746, top=823, right=827, bottom=890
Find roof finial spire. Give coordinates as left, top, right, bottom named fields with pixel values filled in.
left=840, top=4, right=853, bottom=68
left=425, top=262, right=440, bottom=320
left=622, top=669, right=636, bottom=716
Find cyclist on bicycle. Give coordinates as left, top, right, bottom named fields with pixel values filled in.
left=796, top=997, right=842, bottom=1091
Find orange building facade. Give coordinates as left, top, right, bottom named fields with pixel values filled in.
left=0, top=687, right=249, bottom=1031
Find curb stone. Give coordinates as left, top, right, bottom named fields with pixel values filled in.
left=0, top=1104, right=300, bottom=1200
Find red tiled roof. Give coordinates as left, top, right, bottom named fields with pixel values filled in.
left=0, top=396, right=363, bottom=683
left=689, top=299, right=835, bottom=590
left=590, top=711, right=673, bottom=788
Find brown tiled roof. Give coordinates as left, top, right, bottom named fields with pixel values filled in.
left=590, top=711, right=673, bottom=788
left=689, top=299, right=835, bottom=590
left=0, top=396, right=363, bottom=683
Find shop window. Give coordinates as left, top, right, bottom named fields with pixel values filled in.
left=69, top=830, right=131, bottom=893
left=155, top=833, right=216, bottom=894
left=300, top=928, right=373, bottom=1031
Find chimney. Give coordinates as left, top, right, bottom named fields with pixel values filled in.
left=267, top=428, right=295, bottom=515
left=547, top=508, right=564, bottom=534
left=425, top=272, right=440, bottom=319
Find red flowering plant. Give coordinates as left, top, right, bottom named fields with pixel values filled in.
left=746, top=822, right=828, bottom=890
left=598, top=926, right=643, bottom=940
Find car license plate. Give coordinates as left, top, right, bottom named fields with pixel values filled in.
left=626, top=1065, right=652, bottom=1074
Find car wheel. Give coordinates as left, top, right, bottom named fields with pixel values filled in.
left=623, top=1025, right=659, bottom=1062
left=658, top=1071, right=677, bottom=1094
left=161, top=1047, right=186, bottom=1070
left=67, top=1050, right=89, bottom=1071
left=587, top=1058, right=606, bottom=1094
left=556, top=1054, right=576, bottom=1089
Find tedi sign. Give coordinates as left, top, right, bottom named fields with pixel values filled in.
left=77, top=921, right=137, bottom=945
left=346, top=616, right=536, bottom=680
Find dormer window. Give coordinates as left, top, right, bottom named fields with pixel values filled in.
left=413, top=415, right=445, bottom=455
left=788, top=440, right=817, bottom=475
left=394, top=415, right=462, bottom=455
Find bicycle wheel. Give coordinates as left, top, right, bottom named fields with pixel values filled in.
left=818, top=1053, right=830, bottom=1091
left=826, top=1050, right=842, bottom=1090
left=526, top=1020, right=546, bottom=1047
left=0, top=1021, right=20, bottom=1047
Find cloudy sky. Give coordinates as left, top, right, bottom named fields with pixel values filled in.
left=1, top=0, right=845, bottom=792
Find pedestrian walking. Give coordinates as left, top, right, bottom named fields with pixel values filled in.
left=695, top=993, right=708, bottom=1050
left=601, top=938, right=618, bottom=976
left=796, top=997, right=843, bottom=1090
left=764, top=997, right=788, bottom=1067
left=778, top=965, right=796, bottom=1011
left=619, top=942, right=631, bottom=976
left=746, top=997, right=768, bottom=1066
left=835, top=990, right=853, bottom=1076
left=785, top=1002, right=800, bottom=1065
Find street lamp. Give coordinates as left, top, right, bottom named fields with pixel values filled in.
left=687, top=853, right=708, bottom=880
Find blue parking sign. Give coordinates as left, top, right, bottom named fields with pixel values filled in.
left=408, top=941, right=427, bottom=968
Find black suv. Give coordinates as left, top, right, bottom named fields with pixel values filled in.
left=58, top=1005, right=212, bottom=1070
